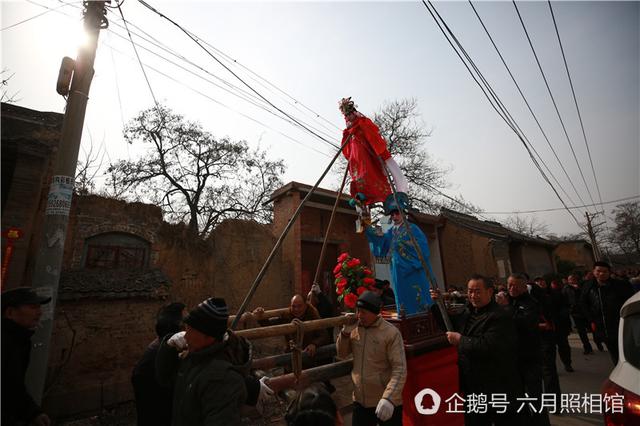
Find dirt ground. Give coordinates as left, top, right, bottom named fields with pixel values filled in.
left=57, top=375, right=355, bottom=426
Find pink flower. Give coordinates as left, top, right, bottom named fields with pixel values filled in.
left=337, top=253, right=350, bottom=263
left=356, top=286, right=367, bottom=295
left=336, top=278, right=347, bottom=288
left=363, top=268, right=373, bottom=276
left=363, top=277, right=375, bottom=285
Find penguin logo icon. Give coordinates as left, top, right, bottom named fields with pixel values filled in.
left=414, top=388, right=441, bottom=415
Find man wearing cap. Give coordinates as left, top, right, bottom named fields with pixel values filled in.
left=371, top=279, right=396, bottom=306
left=156, top=297, right=253, bottom=425
left=2, top=287, right=52, bottom=426
left=336, top=291, right=406, bottom=426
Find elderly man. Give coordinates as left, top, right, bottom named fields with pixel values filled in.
left=497, top=273, right=550, bottom=425
left=337, top=291, right=406, bottom=426
left=432, top=275, right=523, bottom=426
left=2, top=287, right=52, bottom=426
left=156, top=298, right=252, bottom=425
left=255, top=294, right=329, bottom=357
left=580, top=261, right=635, bottom=364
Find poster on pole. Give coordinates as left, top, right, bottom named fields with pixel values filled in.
left=45, top=175, right=74, bottom=216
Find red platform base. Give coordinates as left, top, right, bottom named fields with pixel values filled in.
left=402, top=345, right=464, bottom=425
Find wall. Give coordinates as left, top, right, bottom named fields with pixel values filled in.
left=439, top=223, right=499, bottom=287
left=521, top=244, right=556, bottom=278
left=44, top=299, right=163, bottom=418
left=554, top=242, right=595, bottom=270
left=43, top=195, right=293, bottom=419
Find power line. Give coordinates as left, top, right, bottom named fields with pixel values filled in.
left=26, top=0, right=333, bottom=158
left=512, top=1, right=598, bottom=214
left=547, top=0, right=604, bottom=209
left=1, top=2, right=69, bottom=31
left=468, top=0, right=587, bottom=210
left=104, top=42, right=332, bottom=158
left=137, top=0, right=341, bottom=150
left=421, top=1, right=585, bottom=231
left=483, top=195, right=640, bottom=215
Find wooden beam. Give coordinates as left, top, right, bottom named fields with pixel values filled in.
left=252, top=344, right=336, bottom=370
left=235, top=315, right=353, bottom=340
left=266, top=360, right=353, bottom=392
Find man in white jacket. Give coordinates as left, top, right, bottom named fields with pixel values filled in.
left=336, top=291, right=407, bottom=426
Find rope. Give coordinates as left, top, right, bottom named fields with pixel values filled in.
left=312, top=166, right=350, bottom=287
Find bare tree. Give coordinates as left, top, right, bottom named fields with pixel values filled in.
left=106, top=105, right=285, bottom=237
left=75, top=135, right=107, bottom=196
left=504, top=214, right=550, bottom=237
left=1, top=69, right=20, bottom=103
left=610, top=202, right=640, bottom=256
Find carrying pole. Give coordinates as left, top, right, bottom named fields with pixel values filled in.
left=230, top=137, right=352, bottom=329
left=311, top=166, right=350, bottom=287
left=377, top=158, right=454, bottom=332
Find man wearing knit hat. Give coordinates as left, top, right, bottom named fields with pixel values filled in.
left=336, top=291, right=407, bottom=426
left=156, top=297, right=254, bottom=425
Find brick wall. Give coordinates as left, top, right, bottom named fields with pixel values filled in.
left=43, top=195, right=293, bottom=419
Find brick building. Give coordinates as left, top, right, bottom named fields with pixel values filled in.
left=268, top=182, right=446, bottom=301
left=1, top=102, right=63, bottom=290
left=439, top=208, right=557, bottom=285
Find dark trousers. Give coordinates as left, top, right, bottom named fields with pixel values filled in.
left=572, top=315, right=593, bottom=352
left=556, top=331, right=572, bottom=368
left=519, top=362, right=551, bottom=426
left=604, top=336, right=619, bottom=365
left=540, top=334, right=561, bottom=396
left=352, top=403, right=403, bottom=426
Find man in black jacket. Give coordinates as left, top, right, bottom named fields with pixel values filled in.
left=563, top=274, right=601, bottom=354
left=579, top=261, right=635, bottom=364
left=432, top=274, right=523, bottom=426
left=132, top=302, right=185, bottom=426
left=498, top=273, right=550, bottom=426
left=1, top=287, right=52, bottom=426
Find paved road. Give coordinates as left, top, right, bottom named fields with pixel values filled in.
left=549, top=333, right=613, bottom=426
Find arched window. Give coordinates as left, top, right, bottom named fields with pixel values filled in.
left=82, top=232, right=150, bottom=270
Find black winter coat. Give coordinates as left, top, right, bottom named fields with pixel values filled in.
left=433, top=300, right=522, bottom=396
left=505, top=292, right=542, bottom=366
left=1, top=319, right=43, bottom=425
left=579, top=279, right=635, bottom=340
left=131, top=339, right=173, bottom=426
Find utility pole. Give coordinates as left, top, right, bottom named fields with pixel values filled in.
left=25, top=0, right=109, bottom=403
left=585, top=212, right=602, bottom=262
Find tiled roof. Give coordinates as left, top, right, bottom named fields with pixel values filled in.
left=59, top=268, right=171, bottom=300
left=440, top=208, right=557, bottom=247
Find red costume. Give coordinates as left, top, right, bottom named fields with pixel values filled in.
left=341, top=115, right=392, bottom=204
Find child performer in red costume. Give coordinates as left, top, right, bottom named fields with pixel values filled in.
left=339, top=97, right=408, bottom=205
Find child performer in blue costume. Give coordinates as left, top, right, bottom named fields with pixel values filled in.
left=365, top=197, right=435, bottom=315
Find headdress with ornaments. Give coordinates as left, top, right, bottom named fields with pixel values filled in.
left=338, top=97, right=357, bottom=116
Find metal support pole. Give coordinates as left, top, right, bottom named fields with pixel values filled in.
left=230, top=137, right=352, bottom=329
left=25, top=1, right=108, bottom=402
left=378, top=158, right=454, bottom=331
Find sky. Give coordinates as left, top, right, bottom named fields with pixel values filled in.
left=1, top=0, right=638, bottom=237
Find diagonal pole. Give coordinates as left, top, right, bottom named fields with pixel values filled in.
left=312, top=166, right=350, bottom=287
left=377, top=158, right=454, bottom=331
left=230, top=137, right=352, bottom=329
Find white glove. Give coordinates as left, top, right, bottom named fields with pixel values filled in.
left=167, top=331, right=187, bottom=350
left=311, top=284, right=322, bottom=294
left=375, top=398, right=395, bottom=422
left=259, top=376, right=274, bottom=400
left=341, top=313, right=358, bottom=336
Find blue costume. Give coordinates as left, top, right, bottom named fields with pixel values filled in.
left=366, top=222, right=435, bottom=315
